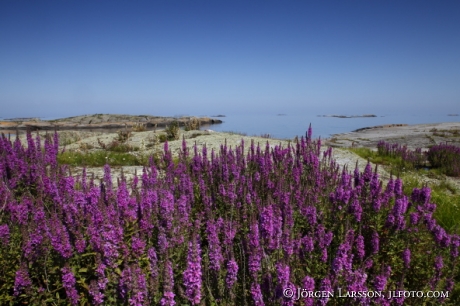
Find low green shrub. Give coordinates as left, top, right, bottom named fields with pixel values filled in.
left=57, top=151, right=147, bottom=167
left=165, top=121, right=180, bottom=140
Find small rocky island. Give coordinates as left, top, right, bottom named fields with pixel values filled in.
left=318, top=114, right=377, bottom=118
left=0, top=114, right=223, bottom=131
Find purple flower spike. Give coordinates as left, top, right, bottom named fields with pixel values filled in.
left=371, top=231, right=380, bottom=254
left=251, top=282, right=265, bottom=306
left=402, top=248, right=411, bottom=268
left=226, top=259, right=239, bottom=289
left=0, top=224, right=10, bottom=246
left=14, top=266, right=32, bottom=296
left=355, top=235, right=365, bottom=260
left=61, top=267, right=79, bottom=305
left=160, top=260, right=175, bottom=306
left=183, top=237, right=202, bottom=305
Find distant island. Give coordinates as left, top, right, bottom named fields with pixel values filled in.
left=318, top=114, right=377, bottom=118
left=0, top=114, right=223, bottom=131
left=210, top=114, right=226, bottom=117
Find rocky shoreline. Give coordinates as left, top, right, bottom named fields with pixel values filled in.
left=325, top=122, right=460, bottom=150
left=0, top=114, right=222, bottom=131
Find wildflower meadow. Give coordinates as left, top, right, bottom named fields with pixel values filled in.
left=0, top=128, right=459, bottom=305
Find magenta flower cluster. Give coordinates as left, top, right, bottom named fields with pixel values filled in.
left=0, top=130, right=458, bottom=304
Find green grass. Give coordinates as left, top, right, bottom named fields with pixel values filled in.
left=58, top=151, right=149, bottom=167
left=348, top=147, right=412, bottom=172
left=222, top=130, right=248, bottom=136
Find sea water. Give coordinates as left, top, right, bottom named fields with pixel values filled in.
left=3, top=113, right=459, bottom=140
left=200, top=113, right=460, bottom=140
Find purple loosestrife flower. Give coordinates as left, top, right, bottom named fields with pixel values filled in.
left=260, top=205, right=275, bottom=244
left=302, top=276, right=315, bottom=306
left=131, top=236, right=146, bottom=257
left=445, top=278, right=455, bottom=292
left=23, top=230, right=43, bottom=260
left=393, top=196, right=409, bottom=216
left=282, top=228, right=294, bottom=257
left=424, top=213, right=437, bottom=231
left=223, top=220, right=237, bottom=246
left=248, top=223, right=262, bottom=277
left=206, top=219, right=224, bottom=271
left=117, top=181, right=137, bottom=222
left=345, top=270, right=369, bottom=305
left=183, top=236, right=202, bottom=305
left=276, top=262, right=290, bottom=288
left=316, top=225, right=327, bottom=249
left=402, top=248, right=411, bottom=268
left=304, top=205, right=317, bottom=226
left=321, top=248, right=328, bottom=263
left=371, top=231, right=379, bottom=254
left=176, top=195, right=190, bottom=226
left=451, top=234, right=460, bottom=258
left=160, top=260, right=176, bottom=306
left=103, top=164, right=112, bottom=191
left=302, top=235, right=314, bottom=253
left=431, top=256, right=444, bottom=289
left=349, top=198, right=363, bottom=222
left=47, top=217, right=73, bottom=258
left=0, top=224, right=9, bottom=245
left=101, top=225, right=123, bottom=268
left=10, top=199, right=29, bottom=225
left=355, top=235, right=365, bottom=260
left=373, top=274, right=388, bottom=291
left=225, top=259, right=239, bottom=289
left=318, top=277, right=332, bottom=306
left=419, top=186, right=431, bottom=204
left=14, top=267, right=32, bottom=296
left=61, top=267, right=79, bottom=305
left=119, top=266, right=133, bottom=300
left=159, top=191, right=175, bottom=230
left=95, top=263, right=109, bottom=291
left=251, top=282, right=265, bottom=306
left=129, top=267, right=148, bottom=306
left=410, top=212, right=420, bottom=225
left=89, top=280, right=105, bottom=305
left=148, top=247, right=159, bottom=283
left=394, top=178, right=403, bottom=198
left=371, top=193, right=382, bottom=211
left=434, top=256, right=444, bottom=270
left=433, top=225, right=451, bottom=247
left=363, top=163, right=373, bottom=182
left=370, top=172, right=381, bottom=198
left=157, top=228, right=169, bottom=255
left=332, top=235, right=353, bottom=274
left=75, top=234, right=87, bottom=253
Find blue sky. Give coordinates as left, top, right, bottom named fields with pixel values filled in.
left=1, top=0, right=459, bottom=118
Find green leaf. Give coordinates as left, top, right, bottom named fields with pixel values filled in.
left=79, top=268, right=88, bottom=273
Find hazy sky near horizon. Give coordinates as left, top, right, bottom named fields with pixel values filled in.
left=1, top=0, right=459, bottom=118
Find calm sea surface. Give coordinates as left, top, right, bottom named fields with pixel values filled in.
left=3, top=114, right=459, bottom=140
left=201, top=114, right=460, bottom=140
